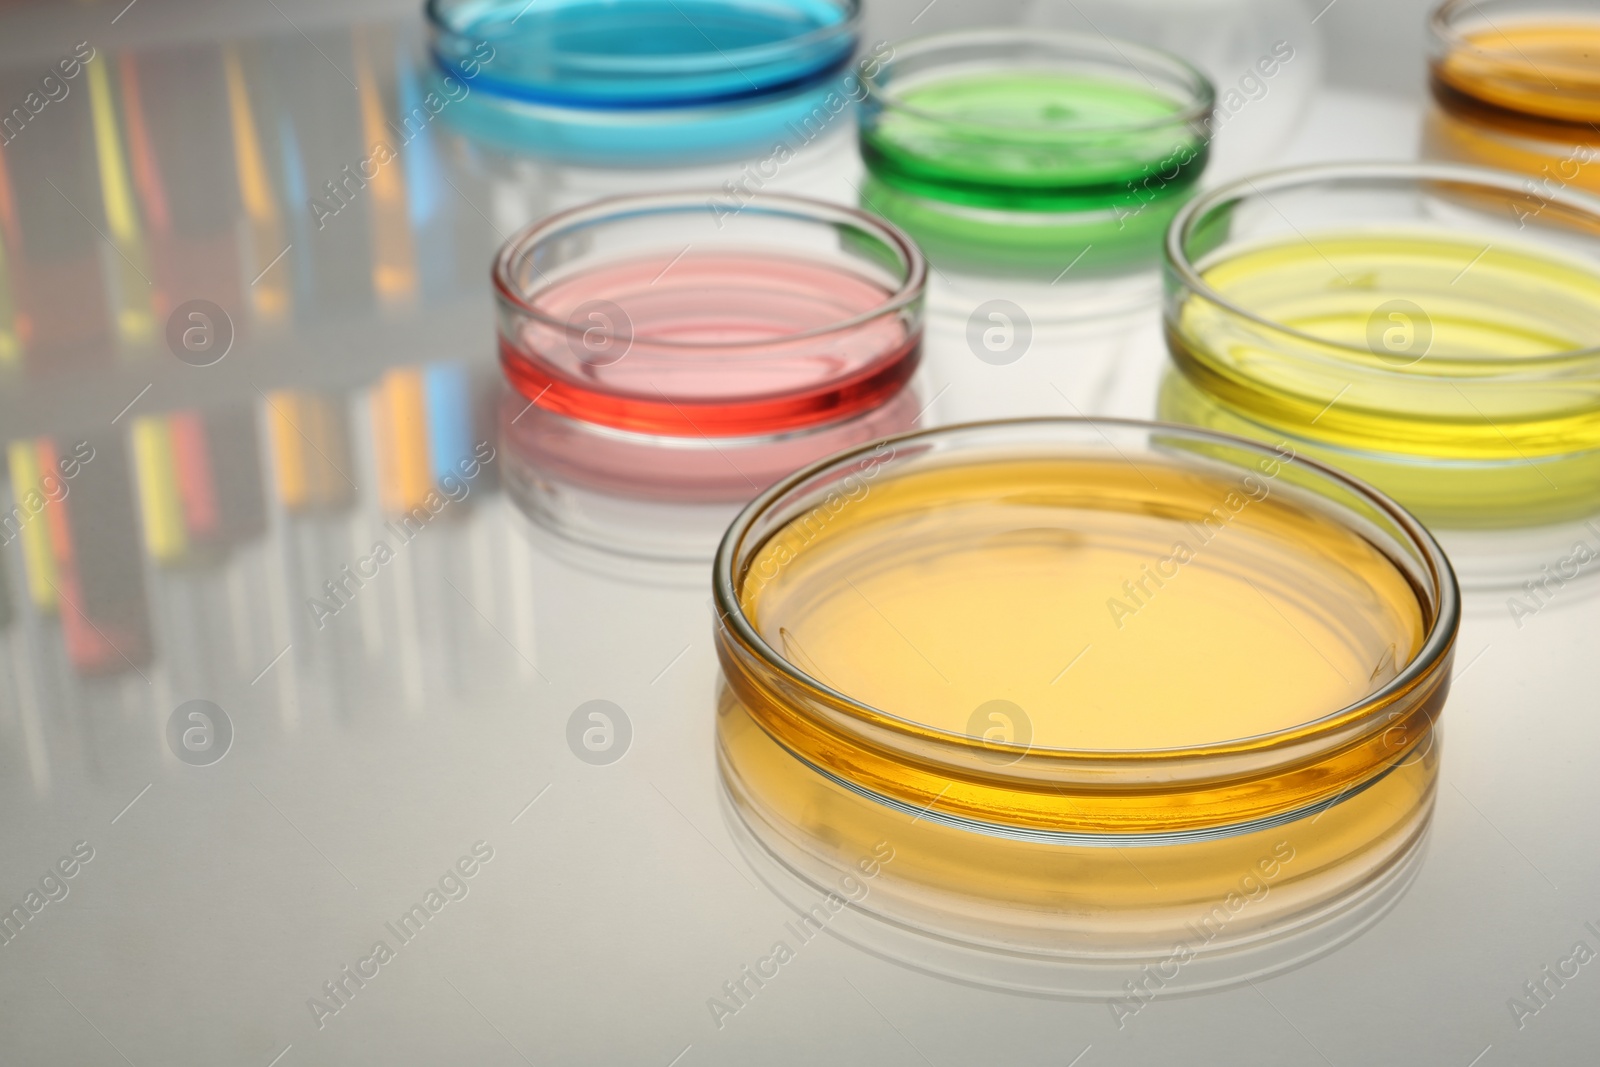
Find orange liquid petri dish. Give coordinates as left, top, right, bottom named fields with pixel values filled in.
left=1430, top=0, right=1600, bottom=127
left=713, top=419, right=1458, bottom=841
left=1425, top=1, right=1600, bottom=190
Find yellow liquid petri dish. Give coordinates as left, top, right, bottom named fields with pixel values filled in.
left=1161, top=163, right=1600, bottom=527
left=713, top=419, right=1457, bottom=841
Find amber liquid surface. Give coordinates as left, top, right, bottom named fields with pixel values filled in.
left=740, top=455, right=1426, bottom=751
left=1432, top=22, right=1600, bottom=125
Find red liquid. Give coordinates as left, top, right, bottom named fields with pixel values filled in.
left=502, top=383, right=923, bottom=503
left=500, top=250, right=920, bottom=436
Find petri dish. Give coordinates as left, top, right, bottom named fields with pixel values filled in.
left=494, top=192, right=926, bottom=439
left=857, top=29, right=1214, bottom=276
left=1161, top=162, right=1600, bottom=527
left=426, top=0, right=860, bottom=164
left=1423, top=0, right=1600, bottom=193
left=713, top=418, right=1457, bottom=841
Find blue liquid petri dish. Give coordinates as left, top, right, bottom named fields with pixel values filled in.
left=426, top=0, right=861, bottom=164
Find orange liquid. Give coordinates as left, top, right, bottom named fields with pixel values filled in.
left=1431, top=22, right=1600, bottom=126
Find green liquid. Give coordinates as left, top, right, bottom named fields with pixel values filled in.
left=860, top=69, right=1207, bottom=212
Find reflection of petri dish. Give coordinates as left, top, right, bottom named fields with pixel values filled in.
left=857, top=30, right=1213, bottom=276
left=494, top=192, right=926, bottom=438
left=1159, top=367, right=1600, bottom=590
left=714, top=418, right=1456, bottom=838
left=1423, top=1, right=1600, bottom=193
left=718, top=679, right=1437, bottom=993
left=426, top=0, right=859, bottom=164
left=498, top=382, right=923, bottom=563
left=1162, top=163, right=1600, bottom=528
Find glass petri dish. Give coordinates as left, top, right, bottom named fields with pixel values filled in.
left=1161, top=162, right=1600, bottom=528
left=426, top=0, right=860, bottom=164
left=857, top=29, right=1214, bottom=276
left=493, top=192, right=926, bottom=438
left=713, top=418, right=1457, bottom=842
left=1423, top=0, right=1600, bottom=193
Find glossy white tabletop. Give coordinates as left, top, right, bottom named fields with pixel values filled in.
left=0, top=2, right=1594, bottom=1065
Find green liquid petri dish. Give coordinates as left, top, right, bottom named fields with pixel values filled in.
left=858, top=29, right=1214, bottom=276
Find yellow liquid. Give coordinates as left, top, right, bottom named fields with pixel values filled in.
left=740, top=456, right=1425, bottom=751
left=1170, top=231, right=1600, bottom=461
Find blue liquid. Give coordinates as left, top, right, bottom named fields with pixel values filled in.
left=431, top=0, right=855, bottom=108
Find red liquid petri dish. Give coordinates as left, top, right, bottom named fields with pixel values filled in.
left=493, top=192, right=927, bottom=437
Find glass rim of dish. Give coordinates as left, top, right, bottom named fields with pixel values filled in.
left=861, top=27, right=1215, bottom=136
left=1428, top=0, right=1600, bottom=61
left=492, top=190, right=927, bottom=352
left=713, top=416, right=1459, bottom=766
left=425, top=0, right=862, bottom=78
left=1165, top=160, right=1600, bottom=374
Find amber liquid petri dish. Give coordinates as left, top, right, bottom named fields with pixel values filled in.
left=713, top=419, right=1457, bottom=841
left=1429, top=0, right=1600, bottom=127
left=1424, top=0, right=1600, bottom=193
